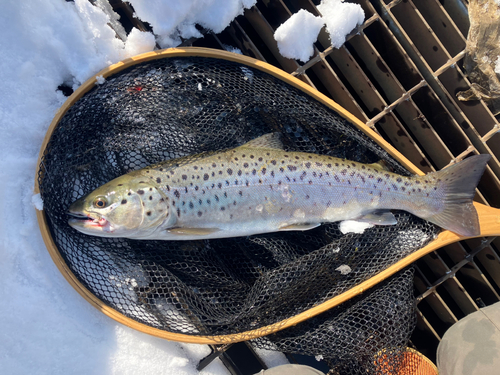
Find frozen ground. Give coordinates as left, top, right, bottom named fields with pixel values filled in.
left=0, top=0, right=293, bottom=374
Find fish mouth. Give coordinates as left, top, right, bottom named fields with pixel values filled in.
left=68, top=211, right=108, bottom=228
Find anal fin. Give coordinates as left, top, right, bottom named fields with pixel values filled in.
left=357, top=210, right=397, bottom=225
left=278, top=223, right=321, bottom=231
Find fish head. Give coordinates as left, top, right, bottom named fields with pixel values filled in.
left=68, top=175, right=171, bottom=238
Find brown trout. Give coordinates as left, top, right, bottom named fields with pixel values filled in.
left=68, top=133, right=490, bottom=239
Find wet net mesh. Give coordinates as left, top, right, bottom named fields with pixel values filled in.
left=38, top=56, right=439, bottom=372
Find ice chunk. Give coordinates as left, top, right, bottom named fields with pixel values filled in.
left=31, top=193, right=44, bottom=211
left=123, top=28, right=156, bottom=58
left=317, top=0, right=365, bottom=48
left=274, top=9, right=324, bottom=62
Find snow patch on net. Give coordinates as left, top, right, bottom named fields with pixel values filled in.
left=335, top=264, right=352, bottom=275
left=339, top=220, right=374, bottom=234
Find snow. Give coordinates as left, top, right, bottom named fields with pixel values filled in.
left=339, top=220, right=374, bottom=234
left=0, top=0, right=271, bottom=374
left=274, top=9, right=324, bottom=63
left=318, top=0, right=364, bottom=48
left=274, top=0, right=365, bottom=62
left=335, top=265, right=352, bottom=275
left=127, top=0, right=257, bottom=48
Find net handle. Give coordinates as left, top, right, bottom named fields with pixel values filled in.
left=34, top=47, right=500, bottom=344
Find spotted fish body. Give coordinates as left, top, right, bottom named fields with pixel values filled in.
left=68, top=133, right=490, bottom=239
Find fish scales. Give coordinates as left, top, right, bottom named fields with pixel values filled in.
left=146, top=149, right=441, bottom=233
left=68, top=133, right=490, bottom=239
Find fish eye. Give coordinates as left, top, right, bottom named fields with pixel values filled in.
left=93, top=197, right=107, bottom=208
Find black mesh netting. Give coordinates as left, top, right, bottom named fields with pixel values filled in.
left=251, top=268, right=418, bottom=375
left=38, top=55, right=439, bottom=370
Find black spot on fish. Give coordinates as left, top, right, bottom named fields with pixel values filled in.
left=246, top=180, right=249, bottom=186
left=227, top=168, right=233, bottom=175
left=121, top=199, right=127, bottom=204
left=287, top=165, right=297, bottom=171
left=195, top=186, right=199, bottom=191
left=215, top=195, right=219, bottom=202
left=284, top=154, right=289, bottom=158
left=223, top=192, right=228, bottom=198
left=212, top=163, right=216, bottom=168
left=271, top=170, right=275, bottom=177
left=335, top=163, right=339, bottom=167
left=117, top=184, right=123, bottom=186
left=300, top=171, right=307, bottom=180
left=156, top=177, right=161, bottom=183
left=334, top=175, right=340, bottom=182
left=262, top=168, right=267, bottom=175
left=361, top=165, right=365, bottom=169
left=279, top=167, right=284, bottom=173
left=233, top=201, right=237, bottom=205
left=217, top=182, right=222, bottom=189
left=305, top=194, right=310, bottom=199
left=252, top=169, right=257, bottom=175
left=341, top=169, right=347, bottom=176
left=271, top=160, right=277, bottom=165
left=220, top=206, right=226, bottom=211
left=146, top=211, right=151, bottom=216
left=312, top=172, right=317, bottom=177
left=225, top=180, right=230, bottom=186
left=159, top=168, right=163, bottom=172
left=234, top=157, right=238, bottom=161
left=166, top=185, right=170, bottom=191
left=259, top=179, right=263, bottom=184
left=207, top=199, right=211, bottom=204
left=184, top=187, right=188, bottom=193
left=212, top=172, right=215, bottom=177
left=193, top=166, right=198, bottom=170
left=149, top=196, right=153, bottom=200
left=258, top=157, right=263, bottom=162
left=182, top=174, right=187, bottom=180
left=244, top=162, right=249, bottom=168
left=237, top=170, right=242, bottom=176
left=219, top=171, right=223, bottom=175
left=177, top=208, right=181, bottom=217
left=174, top=190, right=180, bottom=198
left=137, top=189, right=144, bottom=195
left=203, top=173, right=209, bottom=181
left=396, top=177, right=402, bottom=183
left=316, top=162, right=323, bottom=167
left=250, top=155, right=254, bottom=159
left=305, top=162, right=311, bottom=169
left=327, top=164, right=332, bottom=168
left=392, top=184, right=398, bottom=191
left=308, top=180, right=313, bottom=184
left=172, top=201, right=176, bottom=206
left=197, top=211, right=202, bottom=217
left=401, top=187, right=406, bottom=192
left=415, top=180, right=420, bottom=184
left=189, top=202, right=194, bottom=209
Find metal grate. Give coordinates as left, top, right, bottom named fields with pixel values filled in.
left=98, top=0, right=500, bottom=367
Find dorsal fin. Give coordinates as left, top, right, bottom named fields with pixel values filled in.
left=237, top=133, right=284, bottom=150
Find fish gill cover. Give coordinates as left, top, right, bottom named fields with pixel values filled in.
left=38, top=56, right=439, bottom=373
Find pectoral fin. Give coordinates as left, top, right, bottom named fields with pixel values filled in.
left=278, top=223, right=321, bottom=231
left=167, top=227, right=221, bottom=236
left=357, top=210, right=397, bottom=225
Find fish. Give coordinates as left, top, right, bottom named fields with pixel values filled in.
left=68, top=133, right=490, bottom=240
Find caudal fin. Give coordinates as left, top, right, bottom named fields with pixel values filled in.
left=425, top=154, right=490, bottom=237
